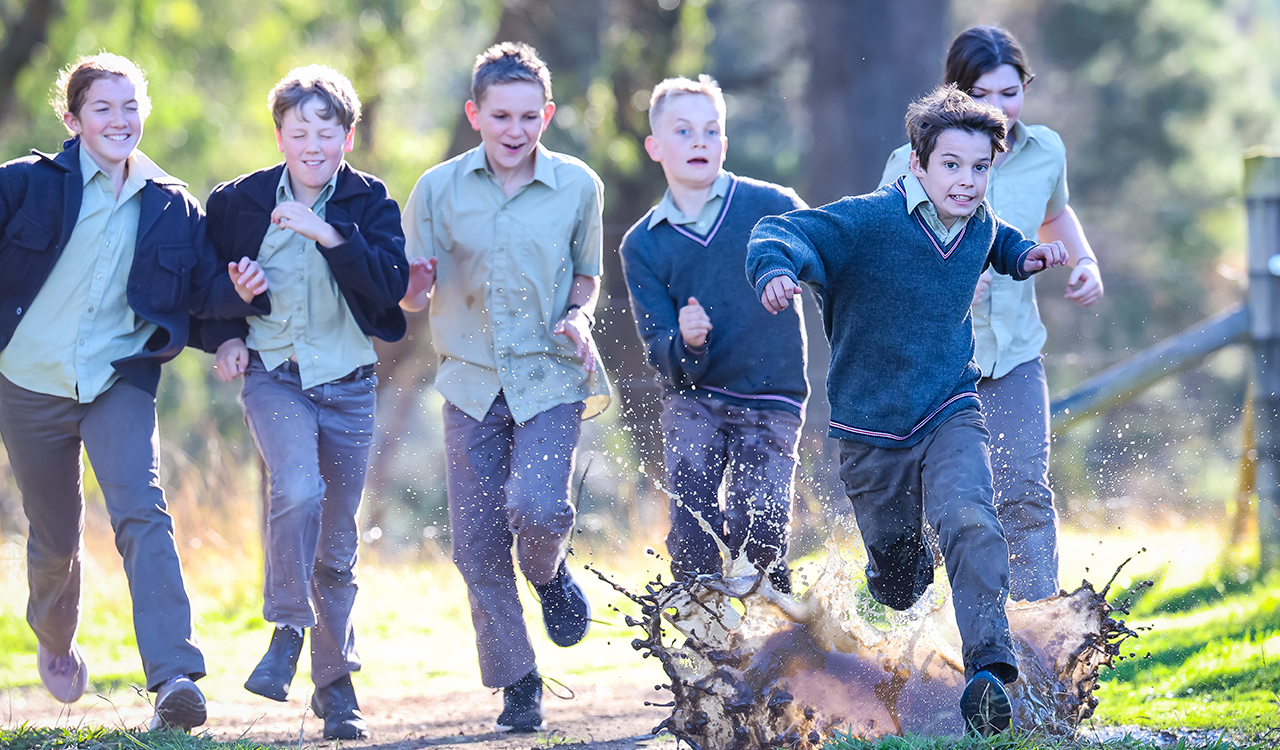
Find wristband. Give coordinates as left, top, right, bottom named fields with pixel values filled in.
left=565, top=304, right=594, bottom=330
left=1076, top=257, right=1098, bottom=266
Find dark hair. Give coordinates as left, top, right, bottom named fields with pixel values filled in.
left=52, top=53, right=151, bottom=127
left=905, top=85, right=1008, bottom=168
left=944, top=25, right=1035, bottom=94
left=269, top=65, right=361, bottom=132
left=471, top=42, right=552, bottom=105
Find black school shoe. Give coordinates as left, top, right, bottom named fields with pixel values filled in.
left=960, top=670, right=1012, bottom=736
left=244, top=625, right=305, bottom=701
left=534, top=562, right=590, bottom=647
left=495, top=669, right=545, bottom=732
left=311, top=674, right=370, bottom=740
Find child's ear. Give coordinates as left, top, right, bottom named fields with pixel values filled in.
left=540, top=101, right=556, bottom=131
left=63, top=111, right=81, bottom=134
left=909, top=150, right=926, bottom=176
left=275, top=129, right=284, bottom=154
left=464, top=99, right=480, bottom=132
left=643, top=134, right=662, bottom=163
left=343, top=127, right=355, bottom=153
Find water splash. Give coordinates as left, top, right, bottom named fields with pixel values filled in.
left=594, top=541, right=1143, bottom=749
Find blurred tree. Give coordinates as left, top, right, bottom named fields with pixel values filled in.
left=0, top=0, right=63, bottom=129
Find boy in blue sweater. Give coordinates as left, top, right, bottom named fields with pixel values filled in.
left=620, top=76, right=808, bottom=593
left=747, top=86, right=1067, bottom=736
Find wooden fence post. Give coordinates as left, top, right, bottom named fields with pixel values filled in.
left=1245, top=153, right=1280, bottom=573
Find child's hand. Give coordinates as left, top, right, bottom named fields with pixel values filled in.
left=213, top=338, right=250, bottom=382
left=271, top=201, right=345, bottom=247
left=679, top=297, right=712, bottom=349
left=760, top=276, right=801, bottom=314
left=401, top=257, right=437, bottom=312
left=228, top=257, right=268, bottom=303
left=554, top=309, right=597, bottom=374
left=972, top=270, right=992, bottom=306
left=1021, top=240, right=1069, bottom=275
left=1065, top=259, right=1104, bottom=307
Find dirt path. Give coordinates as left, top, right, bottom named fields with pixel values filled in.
left=2, top=681, right=675, bottom=749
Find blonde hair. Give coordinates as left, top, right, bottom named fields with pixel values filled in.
left=647, top=75, right=726, bottom=133
left=52, top=53, right=151, bottom=127
left=269, top=65, right=362, bottom=132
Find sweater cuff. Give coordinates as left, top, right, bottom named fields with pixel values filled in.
left=682, top=335, right=709, bottom=356
left=753, top=268, right=798, bottom=297
left=1012, top=244, right=1035, bottom=281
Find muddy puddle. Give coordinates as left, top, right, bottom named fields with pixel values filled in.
left=594, top=541, right=1143, bottom=750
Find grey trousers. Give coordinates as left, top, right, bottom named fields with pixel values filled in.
left=444, top=393, right=582, bottom=688
left=240, top=356, right=374, bottom=689
left=838, top=407, right=1017, bottom=682
left=661, top=394, right=802, bottom=592
left=0, top=375, right=205, bottom=692
left=978, top=357, right=1059, bottom=601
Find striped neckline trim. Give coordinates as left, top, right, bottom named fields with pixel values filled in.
left=894, top=178, right=968, bottom=261
left=668, top=177, right=738, bottom=247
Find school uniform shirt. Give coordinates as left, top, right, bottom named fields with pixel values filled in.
left=880, top=120, right=1069, bottom=379
left=0, top=146, right=166, bottom=402
left=647, top=171, right=731, bottom=232
left=403, top=144, right=609, bottom=424
left=245, top=167, right=377, bottom=390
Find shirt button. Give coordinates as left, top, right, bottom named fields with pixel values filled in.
left=88, top=307, right=95, bottom=313
left=96, top=274, right=103, bottom=280
left=79, top=339, right=86, bottom=346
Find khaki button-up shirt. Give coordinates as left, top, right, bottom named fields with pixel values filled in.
left=0, top=147, right=165, bottom=402
left=901, top=171, right=987, bottom=245
left=403, top=144, right=608, bottom=423
left=246, top=166, right=376, bottom=390
left=648, top=171, right=731, bottom=233
left=881, top=121, right=1069, bottom=378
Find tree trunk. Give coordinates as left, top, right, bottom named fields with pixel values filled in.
left=0, top=0, right=64, bottom=130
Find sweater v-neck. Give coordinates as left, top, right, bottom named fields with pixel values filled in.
left=667, top=177, right=738, bottom=247
left=894, top=178, right=971, bottom=261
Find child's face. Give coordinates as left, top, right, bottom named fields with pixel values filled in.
left=64, top=75, right=143, bottom=171
left=643, top=93, right=727, bottom=191
left=275, top=96, right=353, bottom=197
left=970, top=64, right=1025, bottom=127
left=908, top=129, right=993, bottom=227
left=465, top=81, right=554, bottom=176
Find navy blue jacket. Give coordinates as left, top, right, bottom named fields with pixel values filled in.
left=194, top=162, right=409, bottom=353
left=0, top=138, right=260, bottom=396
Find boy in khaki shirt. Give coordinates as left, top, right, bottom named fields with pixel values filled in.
left=400, top=42, right=606, bottom=733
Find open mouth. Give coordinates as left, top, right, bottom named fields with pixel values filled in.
left=688, top=157, right=709, bottom=165
left=302, top=159, right=326, bottom=168
left=502, top=142, right=526, bottom=155
left=104, top=134, right=131, bottom=142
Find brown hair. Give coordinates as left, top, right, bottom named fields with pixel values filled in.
left=471, top=42, right=552, bottom=105
left=52, top=53, right=151, bottom=127
left=269, top=65, right=361, bottom=132
left=647, top=75, right=726, bottom=133
left=905, top=85, right=1008, bottom=168
left=944, top=25, right=1036, bottom=94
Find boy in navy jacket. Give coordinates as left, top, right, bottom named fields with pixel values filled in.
left=198, top=65, right=408, bottom=741
left=620, top=75, right=808, bottom=593
left=0, top=53, right=263, bottom=731
left=747, top=86, right=1068, bottom=736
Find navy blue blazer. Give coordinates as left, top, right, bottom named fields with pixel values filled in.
left=0, top=138, right=260, bottom=396
left=194, top=162, right=409, bottom=353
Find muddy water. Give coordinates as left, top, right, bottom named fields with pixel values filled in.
left=596, top=542, right=1141, bottom=750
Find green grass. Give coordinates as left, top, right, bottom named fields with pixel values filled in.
left=1091, top=568, right=1280, bottom=733
left=0, top=725, right=283, bottom=750
left=821, top=729, right=1277, bottom=749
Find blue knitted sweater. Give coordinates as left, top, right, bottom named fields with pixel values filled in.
left=745, top=178, right=1039, bottom=447
left=620, top=174, right=809, bottom=414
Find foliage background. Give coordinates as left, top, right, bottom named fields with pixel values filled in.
left=0, top=0, right=1278, bottom=573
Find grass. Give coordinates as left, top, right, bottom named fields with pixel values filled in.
left=821, top=729, right=1279, bottom=749
left=0, top=725, right=282, bottom=750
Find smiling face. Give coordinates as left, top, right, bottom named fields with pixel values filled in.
left=969, top=64, right=1025, bottom=129
left=465, top=80, right=554, bottom=179
left=275, top=95, right=354, bottom=200
left=644, top=93, right=727, bottom=192
left=909, top=128, right=994, bottom=227
left=63, top=75, right=143, bottom=172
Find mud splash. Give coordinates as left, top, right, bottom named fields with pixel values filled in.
left=595, top=542, right=1143, bottom=749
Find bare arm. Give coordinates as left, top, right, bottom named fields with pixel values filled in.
left=1039, top=205, right=1103, bottom=306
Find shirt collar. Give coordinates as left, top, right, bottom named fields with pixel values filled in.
left=464, top=143, right=559, bottom=190
left=901, top=172, right=986, bottom=223
left=276, top=162, right=340, bottom=207
left=648, top=171, right=732, bottom=230
left=1003, top=119, right=1032, bottom=160
left=80, top=146, right=168, bottom=190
